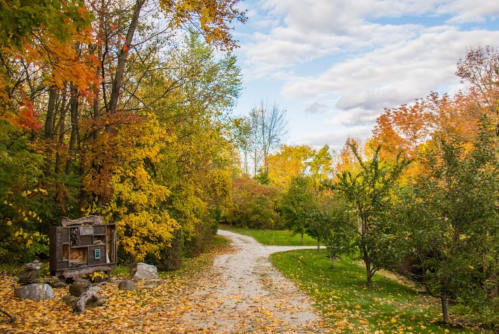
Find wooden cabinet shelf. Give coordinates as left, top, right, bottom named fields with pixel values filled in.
left=49, top=220, right=117, bottom=278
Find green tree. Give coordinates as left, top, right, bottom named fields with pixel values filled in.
left=333, top=142, right=410, bottom=287
left=280, top=176, right=315, bottom=244
left=308, top=200, right=356, bottom=268
left=399, top=117, right=499, bottom=324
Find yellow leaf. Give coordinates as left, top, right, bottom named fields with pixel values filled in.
left=390, top=317, right=397, bottom=323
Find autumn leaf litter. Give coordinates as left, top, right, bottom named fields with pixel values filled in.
left=0, top=230, right=326, bottom=333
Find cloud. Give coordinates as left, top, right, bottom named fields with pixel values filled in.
left=437, top=0, right=499, bottom=23
left=295, top=126, right=373, bottom=151
left=235, top=0, right=499, bottom=140
left=280, top=28, right=499, bottom=126
left=304, top=102, right=327, bottom=113
left=240, top=0, right=499, bottom=78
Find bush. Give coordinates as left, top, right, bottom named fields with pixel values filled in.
left=224, top=176, right=282, bottom=229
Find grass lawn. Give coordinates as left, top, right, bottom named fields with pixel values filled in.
left=271, top=249, right=480, bottom=334
left=219, top=224, right=318, bottom=246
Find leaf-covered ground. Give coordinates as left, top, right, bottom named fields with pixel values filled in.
left=1, top=232, right=327, bottom=333
left=0, top=236, right=236, bottom=333
left=179, top=230, right=327, bottom=333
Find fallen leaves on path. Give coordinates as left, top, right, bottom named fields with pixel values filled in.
left=0, top=234, right=329, bottom=334
left=0, top=240, right=235, bottom=334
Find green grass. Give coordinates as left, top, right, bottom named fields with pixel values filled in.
left=271, top=249, right=480, bottom=334
left=219, top=224, right=318, bottom=246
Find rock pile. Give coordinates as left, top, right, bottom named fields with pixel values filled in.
left=14, top=261, right=54, bottom=301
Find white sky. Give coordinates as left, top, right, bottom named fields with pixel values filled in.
left=231, top=0, right=499, bottom=151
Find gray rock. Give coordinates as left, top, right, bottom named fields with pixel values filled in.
left=69, top=279, right=92, bottom=297
left=25, top=261, right=42, bottom=271
left=132, top=263, right=158, bottom=280
left=14, top=284, right=54, bottom=301
left=51, top=281, right=67, bottom=289
left=118, top=280, right=138, bottom=290
left=18, top=269, right=40, bottom=285
left=88, top=296, right=107, bottom=307
left=43, top=277, right=59, bottom=284
left=44, top=277, right=66, bottom=288
left=62, top=294, right=79, bottom=308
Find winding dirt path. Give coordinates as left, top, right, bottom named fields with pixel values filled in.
left=180, top=230, right=325, bottom=333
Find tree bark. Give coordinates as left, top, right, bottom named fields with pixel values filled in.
left=44, top=87, right=57, bottom=139
left=362, top=240, right=373, bottom=288
left=441, top=294, right=450, bottom=324
left=74, top=290, right=99, bottom=314
left=328, top=249, right=335, bottom=269
left=65, top=88, right=79, bottom=175
left=300, top=233, right=304, bottom=245
left=108, top=0, right=146, bottom=115
left=317, top=239, right=320, bottom=253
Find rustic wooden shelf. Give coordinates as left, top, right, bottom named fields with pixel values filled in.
left=49, top=217, right=117, bottom=278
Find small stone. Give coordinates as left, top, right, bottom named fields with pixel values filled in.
left=132, top=263, right=158, bottom=280
left=43, top=277, right=59, bottom=284
left=14, top=284, right=54, bottom=301
left=69, top=279, right=92, bottom=297
left=62, top=294, right=79, bottom=308
left=51, top=281, right=67, bottom=289
left=88, top=296, right=107, bottom=307
left=18, top=269, right=40, bottom=285
left=25, top=262, right=42, bottom=271
left=118, top=280, right=138, bottom=290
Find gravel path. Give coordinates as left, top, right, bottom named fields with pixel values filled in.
left=181, top=230, right=325, bottom=333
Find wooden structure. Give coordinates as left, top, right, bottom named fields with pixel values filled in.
left=49, top=216, right=117, bottom=279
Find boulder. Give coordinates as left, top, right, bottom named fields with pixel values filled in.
left=132, top=263, right=158, bottom=280
left=14, top=284, right=54, bottom=301
left=69, top=279, right=92, bottom=297
left=18, top=269, right=40, bottom=285
left=118, top=280, right=138, bottom=291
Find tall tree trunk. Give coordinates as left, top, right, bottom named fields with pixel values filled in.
left=108, top=0, right=146, bottom=115
left=65, top=88, right=79, bottom=175
left=317, top=238, right=320, bottom=253
left=362, top=238, right=373, bottom=288
left=441, top=294, right=450, bottom=324
left=300, top=233, right=304, bottom=245
left=43, top=87, right=58, bottom=175
left=44, top=87, right=57, bottom=139
left=55, top=93, right=68, bottom=175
